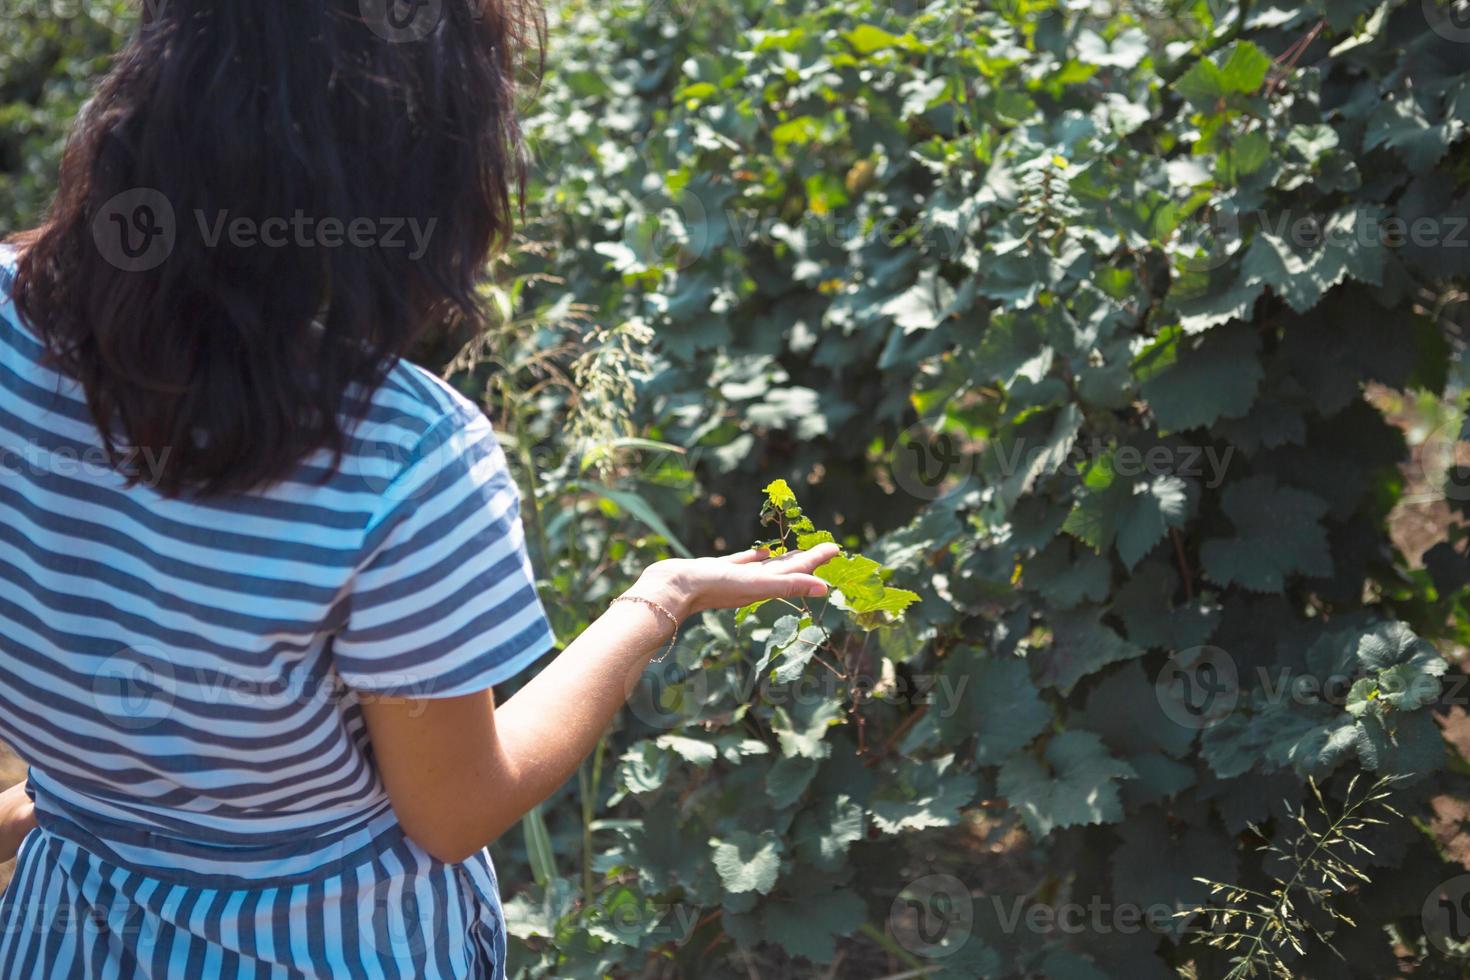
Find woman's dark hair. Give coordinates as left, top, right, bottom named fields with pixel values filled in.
left=10, top=0, right=541, bottom=496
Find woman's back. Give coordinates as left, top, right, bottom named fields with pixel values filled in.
left=0, top=248, right=553, bottom=977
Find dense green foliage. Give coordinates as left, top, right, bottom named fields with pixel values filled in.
left=5, top=1, right=1470, bottom=977
left=0, top=3, right=128, bottom=233
left=501, top=1, right=1470, bottom=976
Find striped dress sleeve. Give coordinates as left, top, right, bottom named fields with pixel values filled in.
left=333, top=406, right=556, bottom=698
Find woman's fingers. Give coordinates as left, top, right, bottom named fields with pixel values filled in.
left=768, top=543, right=840, bottom=573
left=707, top=545, right=839, bottom=606
left=740, top=571, right=828, bottom=600
left=786, top=574, right=829, bottom=598
left=748, top=545, right=838, bottom=601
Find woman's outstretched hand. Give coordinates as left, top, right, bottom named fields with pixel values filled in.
left=628, top=543, right=842, bottom=621
left=358, top=541, right=845, bottom=864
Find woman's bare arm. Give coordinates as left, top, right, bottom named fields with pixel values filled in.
left=0, top=780, right=35, bottom=863
left=358, top=545, right=838, bottom=864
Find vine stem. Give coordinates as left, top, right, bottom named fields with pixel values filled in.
left=1265, top=19, right=1325, bottom=97
left=811, top=651, right=845, bottom=677
left=1171, top=528, right=1194, bottom=600
left=509, top=403, right=551, bottom=565
left=881, top=705, right=929, bottom=758
left=577, top=737, right=606, bottom=905
left=858, top=922, right=927, bottom=972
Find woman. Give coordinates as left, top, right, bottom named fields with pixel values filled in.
left=0, top=2, right=835, bottom=976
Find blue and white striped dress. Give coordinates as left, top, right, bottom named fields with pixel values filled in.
left=0, top=248, right=557, bottom=978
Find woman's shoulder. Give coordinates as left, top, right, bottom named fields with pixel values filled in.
left=0, top=245, right=52, bottom=359
left=0, top=244, right=17, bottom=300
left=339, top=357, right=502, bottom=499
left=368, top=358, right=489, bottom=441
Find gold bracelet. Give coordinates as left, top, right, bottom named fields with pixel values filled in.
left=612, top=594, right=681, bottom=663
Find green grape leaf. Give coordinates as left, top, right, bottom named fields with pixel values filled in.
left=843, top=23, right=923, bottom=54
left=1175, top=41, right=1271, bottom=107
left=869, top=755, right=976, bottom=834
left=997, top=731, right=1137, bottom=837
left=1217, top=41, right=1273, bottom=92
left=1200, top=476, right=1332, bottom=591
left=816, top=553, right=919, bottom=625
left=936, top=650, right=1053, bottom=765
left=764, top=478, right=798, bottom=510
left=1023, top=538, right=1111, bottom=608
left=1240, top=209, right=1386, bottom=313
left=1354, top=620, right=1447, bottom=676
left=1353, top=711, right=1445, bottom=778
left=1116, top=476, right=1191, bottom=570
left=881, top=268, right=957, bottom=334
left=1122, top=751, right=1197, bottom=806
left=759, top=889, right=867, bottom=964
left=710, top=830, right=783, bottom=895
left=766, top=756, right=819, bottom=809
left=1199, top=698, right=1356, bottom=779
left=655, top=735, right=719, bottom=768
left=1035, top=607, right=1147, bottom=696
left=1340, top=623, right=1448, bottom=714
left=1078, top=660, right=1195, bottom=759
left=1063, top=452, right=1191, bottom=569
left=1377, top=663, right=1443, bottom=712
left=1136, top=324, right=1263, bottom=432
left=792, top=793, right=865, bottom=872
left=771, top=625, right=827, bottom=684
left=736, top=599, right=772, bottom=624
left=1111, top=560, right=1222, bottom=651
left=772, top=699, right=843, bottom=760
left=796, top=529, right=836, bottom=549
left=751, top=614, right=801, bottom=676
left=1364, top=96, right=1460, bottom=173
left=998, top=402, right=1084, bottom=506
